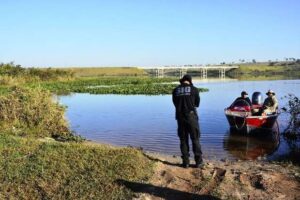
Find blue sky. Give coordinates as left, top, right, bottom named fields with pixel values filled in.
left=1, top=0, right=300, bottom=67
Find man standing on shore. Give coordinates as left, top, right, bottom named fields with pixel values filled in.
left=172, top=74, right=203, bottom=168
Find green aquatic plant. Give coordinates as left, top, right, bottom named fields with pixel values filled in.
left=33, top=77, right=208, bottom=95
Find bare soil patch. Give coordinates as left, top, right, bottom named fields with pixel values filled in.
left=126, top=153, right=300, bottom=200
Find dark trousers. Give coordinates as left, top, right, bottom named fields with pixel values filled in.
left=177, top=112, right=202, bottom=163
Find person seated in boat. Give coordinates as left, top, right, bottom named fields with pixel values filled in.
left=261, top=90, right=278, bottom=115
left=232, top=91, right=252, bottom=107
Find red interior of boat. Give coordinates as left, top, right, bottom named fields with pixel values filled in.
left=228, top=104, right=262, bottom=113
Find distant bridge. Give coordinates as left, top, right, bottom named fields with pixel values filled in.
left=139, top=65, right=239, bottom=78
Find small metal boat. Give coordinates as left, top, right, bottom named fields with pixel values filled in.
left=224, top=92, right=279, bottom=134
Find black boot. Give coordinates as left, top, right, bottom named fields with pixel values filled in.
left=181, top=158, right=190, bottom=168
left=195, top=156, right=203, bottom=168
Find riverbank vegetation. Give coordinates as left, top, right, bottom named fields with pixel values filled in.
left=282, top=94, right=300, bottom=137
left=0, top=62, right=74, bottom=84
left=227, top=61, right=300, bottom=79
left=0, top=81, right=154, bottom=199
left=65, top=67, right=146, bottom=77
left=0, top=86, right=83, bottom=141
left=33, top=77, right=208, bottom=95
left=0, top=134, right=153, bottom=199
left=0, top=62, right=208, bottom=95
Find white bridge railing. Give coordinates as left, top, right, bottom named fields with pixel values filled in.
left=139, top=65, right=239, bottom=78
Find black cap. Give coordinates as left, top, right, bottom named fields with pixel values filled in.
left=180, top=74, right=192, bottom=84
left=241, top=91, right=248, bottom=96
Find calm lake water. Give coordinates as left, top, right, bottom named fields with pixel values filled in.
left=59, top=78, right=300, bottom=162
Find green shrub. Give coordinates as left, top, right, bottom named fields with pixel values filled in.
left=0, top=62, right=25, bottom=76
left=27, top=67, right=74, bottom=81
left=282, top=94, right=300, bottom=137
left=0, top=86, right=71, bottom=138
left=0, top=62, right=74, bottom=83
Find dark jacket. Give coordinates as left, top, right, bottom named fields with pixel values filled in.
left=172, top=83, right=200, bottom=119
left=233, top=97, right=252, bottom=107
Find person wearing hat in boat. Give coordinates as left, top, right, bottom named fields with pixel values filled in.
left=262, top=89, right=278, bottom=114
left=172, top=74, right=203, bottom=168
left=232, top=91, right=252, bottom=107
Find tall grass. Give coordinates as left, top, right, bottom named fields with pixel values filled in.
left=64, top=67, right=146, bottom=77
left=0, top=87, right=71, bottom=138
left=0, top=62, right=74, bottom=84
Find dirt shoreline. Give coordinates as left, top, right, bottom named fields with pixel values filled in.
left=82, top=140, right=299, bottom=199
left=133, top=152, right=300, bottom=200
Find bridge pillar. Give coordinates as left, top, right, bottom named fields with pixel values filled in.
left=155, top=68, right=164, bottom=77
left=219, top=68, right=226, bottom=79
left=201, top=68, right=207, bottom=78
left=179, top=68, right=187, bottom=77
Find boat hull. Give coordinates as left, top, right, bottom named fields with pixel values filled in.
left=225, top=109, right=278, bottom=134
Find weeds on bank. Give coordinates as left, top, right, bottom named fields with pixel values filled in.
left=0, top=134, right=154, bottom=199
left=0, top=79, right=154, bottom=199
left=66, top=67, right=146, bottom=77
left=0, top=62, right=74, bottom=84
left=282, top=94, right=300, bottom=137
left=0, top=86, right=72, bottom=139
left=227, top=64, right=300, bottom=79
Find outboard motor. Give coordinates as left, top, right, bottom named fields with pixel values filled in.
left=252, top=92, right=263, bottom=105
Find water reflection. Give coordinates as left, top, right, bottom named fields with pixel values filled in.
left=223, top=127, right=280, bottom=160
left=270, top=136, right=300, bottom=164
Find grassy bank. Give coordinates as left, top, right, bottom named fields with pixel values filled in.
left=64, top=67, right=146, bottom=77
left=0, top=134, right=153, bottom=199
left=228, top=63, right=300, bottom=78
left=0, top=62, right=74, bottom=83
left=233, top=74, right=300, bottom=81
left=0, top=83, right=154, bottom=199
left=1, top=133, right=299, bottom=200
left=0, top=87, right=71, bottom=138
